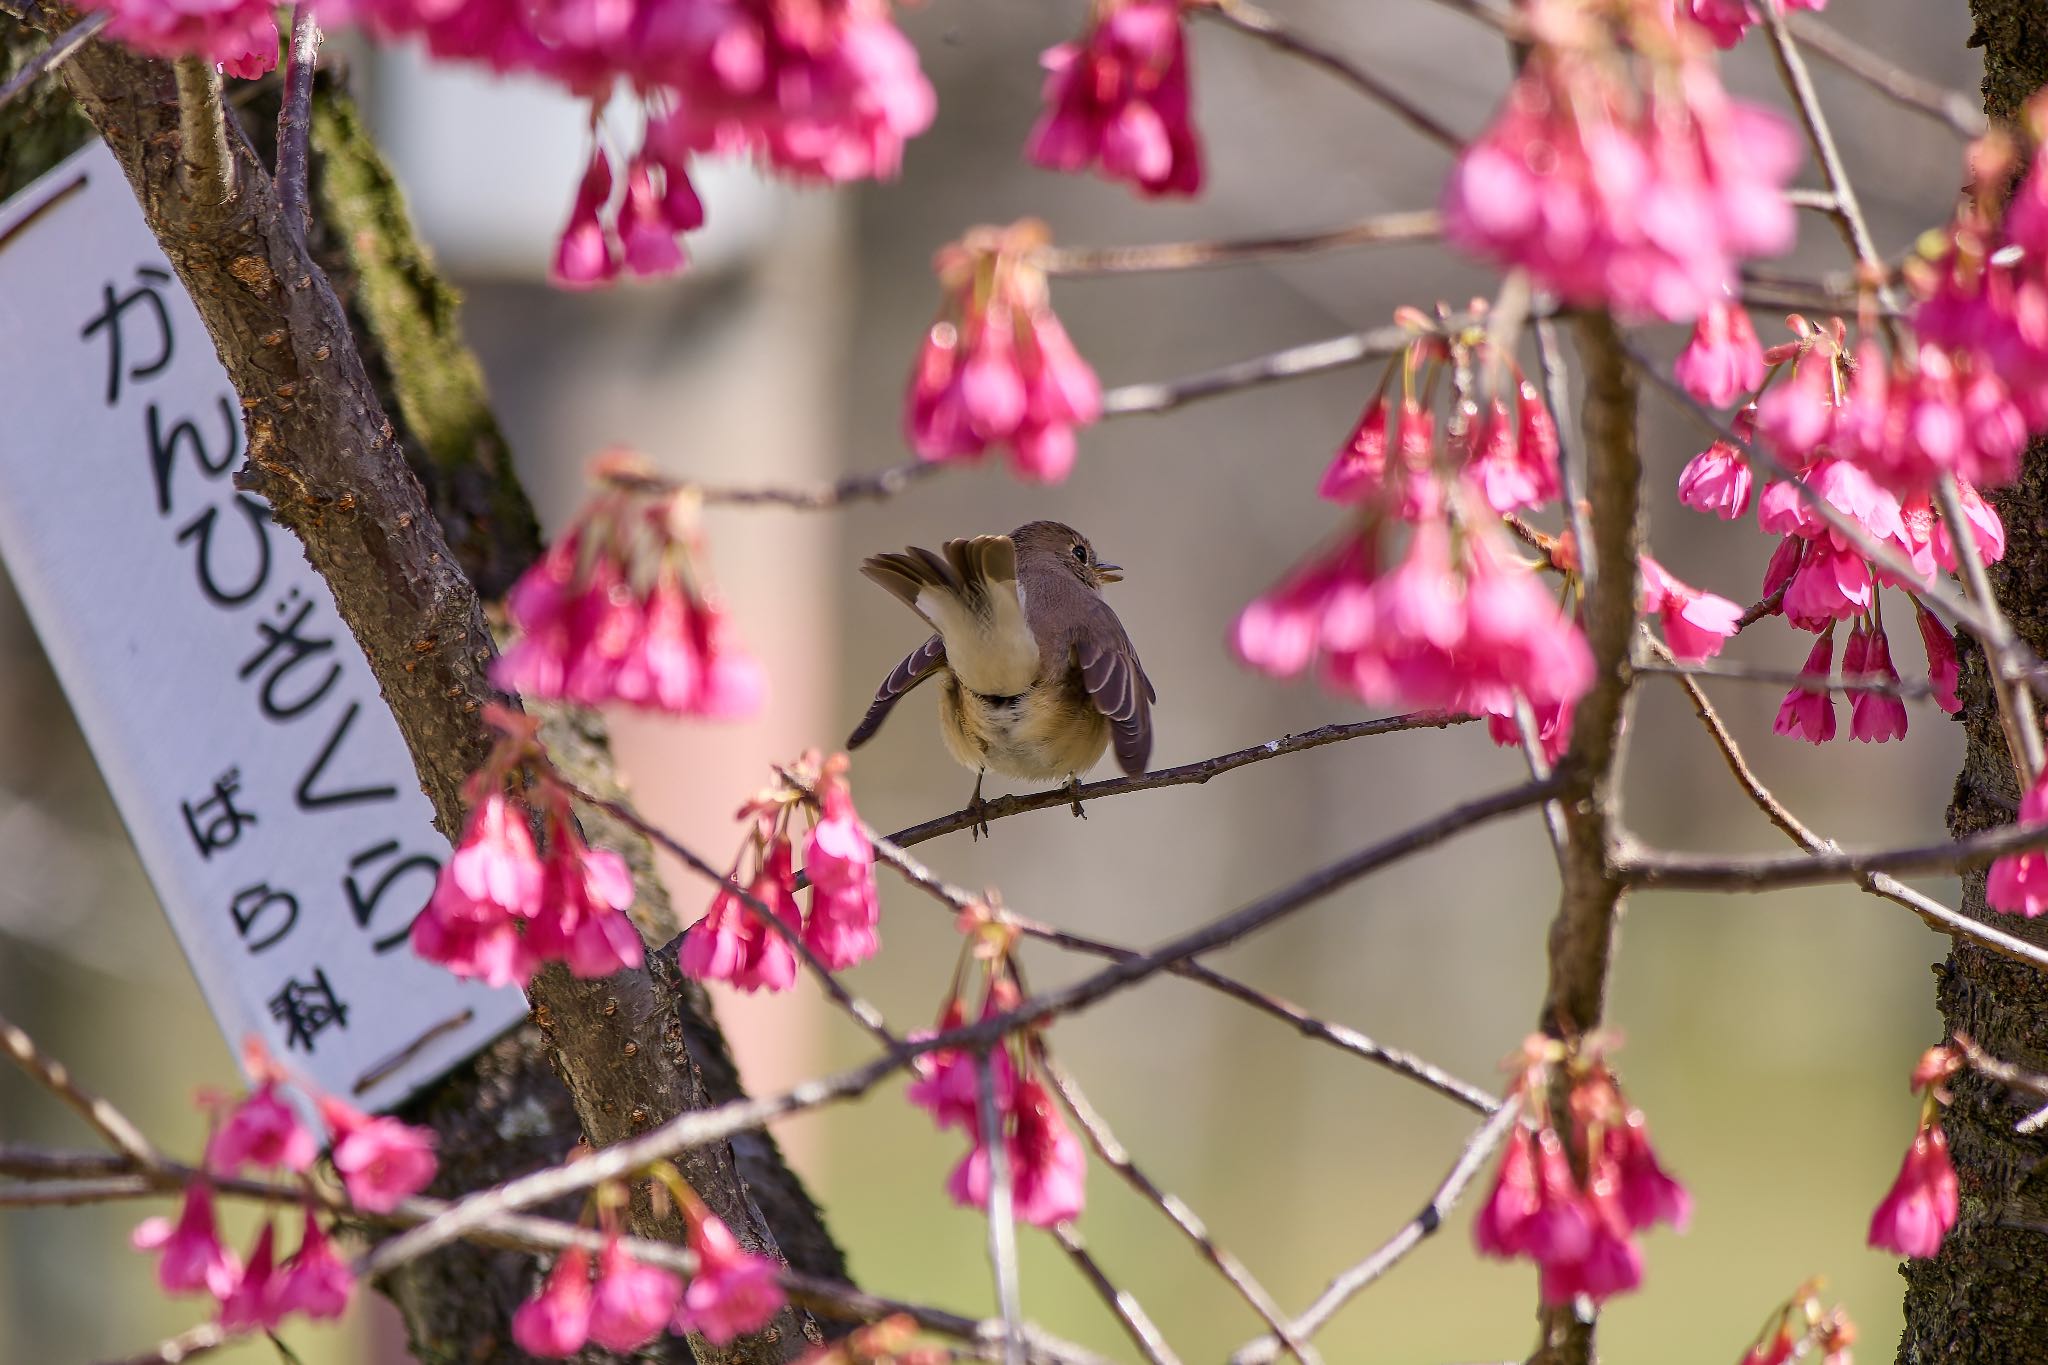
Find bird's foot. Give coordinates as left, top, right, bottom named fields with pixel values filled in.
left=969, top=772, right=991, bottom=841
left=1067, top=778, right=1087, bottom=820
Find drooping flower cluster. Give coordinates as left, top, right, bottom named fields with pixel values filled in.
left=1679, top=0, right=1826, bottom=51
left=133, top=1040, right=437, bottom=1332
left=1236, top=310, right=1590, bottom=761
left=1986, top=766, right=2048, bottom=916
left=101, top=0, right=278, bottom=76
left=679, top=751, right=883, bottom=991
left=1675, top=316, right=1995, bottom=746
left=1443, top=0, right=1798, bottom=322
left=1909, top=99, right=2048, bottom=442
left=905, top=220, right=1102, bottom=482
left=1867, top=1046, right=1961, bottom=1260
left=1734, top=1279, right=1855, bottom=1365
left=511, top=1184, right=785, bottom=1356
left=411, top=707, right=645, bottom=987
left=495, top=451, right=764, bottom=718
left=342, top=0, right=931, bottom=282
left=1473, top=1034, right=1689, bottom=1306
left=907, top=916, right=1086, bottom=1228
left=1027, top=0, right=1202, bottom=197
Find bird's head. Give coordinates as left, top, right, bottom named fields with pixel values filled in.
left=1011, top=520, right=1122, bottom=589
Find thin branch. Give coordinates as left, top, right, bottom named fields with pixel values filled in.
left=1103, top=326, right=1411, bottom=417
left=1036, top=211, right=1442, bottom=276
left=360, top=777, right=1560, bottom=1272
left=1050, top=1224, right=1180, bottom=1365
left=1198, top=0, right=1463, bottom=151
left=0, top=10, right=105, bottom=113
left=878, top=714, right=1474, bottom=851
left=864, top=808, right=1506, bottom=1115
left=1635, top=657, right=1940, bottom=700
left=105, top=1322, right=227, bottom=1365
left=979, top=1053, right=1026, bottom=1365
left=1617, top=816, right=2048, bottom=893
left=274, top=4, right=321, bottom=237
left=1037, top=1053, right=1315, bottom=1365
left=1786, top=13, right=1987, bottom=140
left=1532, top=318, right=1594, bottom=599
left=171, top=56, right=232, bottom=205
left=0, top=1012, right=161, bottom=1167
left=1938, top=474, right=2045, bottom=782
left=1761, top=4, right=1900, bottom=327
left=0, top=1141, right=1103, bottom=1362
left=1229, top=1102, right=1523, bottom=1364
left=606, top=458, right=944, bottom=511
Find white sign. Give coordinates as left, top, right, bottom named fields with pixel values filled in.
left=0, top=143, right=525, bottom=1111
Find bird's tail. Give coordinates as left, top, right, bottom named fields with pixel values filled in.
left=859, top=535, right=1018, bottom=625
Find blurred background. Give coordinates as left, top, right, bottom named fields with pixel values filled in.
left=0, top=0, right=1992, bottom=1360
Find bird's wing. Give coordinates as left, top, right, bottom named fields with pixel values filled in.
left=1071, top=597, right=1156, bottom=776
left=848, top=633, right=946, bottom=750
left=859, top=536, right=1037, bottom=697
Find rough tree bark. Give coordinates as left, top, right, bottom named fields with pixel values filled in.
left=1901, top=12, right=2048, bottom=1363
left=0, top=18, right=846, bottom=1363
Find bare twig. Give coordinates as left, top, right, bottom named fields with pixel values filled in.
left=1532, top=318, right=1594, bottom=599
left=1786, top=13, right=1987, bottom=140
left=1050, top=1225, right=1180, bottom=1365
left=1037, top=211, right=1442, bottom=276
left=1103, top=326, right=1411, bottom=417
left=1037, top=1053, right=1314, bottom=1365
left=0, top=1012, right=160, bottom=1167
left=877, top=714, right=1474, bottom=851
left=104, top=1322, right=227, bottom=1365
left=1229, top=1102, right=1523, bottom=1364
left=607, top=458, right=944, bottom=511
left=0, top=11, right=105, bottom=113
left=171, top=57, right=232, bottom=205
left=1617, top=817, right=2048, bottom=893
left=274, top=4, right=321, bottom=238
left=979, top=1053, right=1026, bottom=1365
left=1635, top=657, right=1939, bottom=700
left=1938, top=474, right=2045, bottom=782
left=1198, top=0, right=1463, bottom=151
left=361, top=777, right=1560, bottom=1272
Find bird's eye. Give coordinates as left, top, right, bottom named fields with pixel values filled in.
left=1072, top=544, right=1090, bottom=563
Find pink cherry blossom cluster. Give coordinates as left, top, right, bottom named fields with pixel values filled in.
left=101, top=0, right=278, bottom=76
left=1866, top=1046, right=1961, bottom=1260
left=552, top=143, right=706, bottom=289
left=1236, top=315, right=1590, bottom=759
left=1473, top=1035, right=1689, bottom=1306
left=1735, top=1280, right=1855, bottom=1365
left=1444, top=0, right=1798, bottom=322
left=1674, top=317, right=1990, bottom=745
left=907, top=925, right=1086, bottom=1228
left=1026, top=0, right=1202, bottom=198
left=905, top=220, right=1103, bottom=483
left=1909, top=100, right=2048, bottom=440
left=495, top=451, right=764, bottom=718
left=679, top=751, right=883, bottom=990
left=346, top=0, right=932, bottom=283
left=132, top=1040, right=437, bottom=1334
left=410, top=707, right=645, bottom=987
left=512, top=1199, right=784, bottom=1354
left=1679, top=0, right=1825, bottom=51
left=1987, top=767, right=2048, bottom=916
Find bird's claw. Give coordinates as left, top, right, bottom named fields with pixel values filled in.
left=1067, top=779, right=1086, bottom=820
left=968, top=795, right=992, bottom=841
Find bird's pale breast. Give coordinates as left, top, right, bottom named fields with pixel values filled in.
left=938, top=672, right=1111, bottom=782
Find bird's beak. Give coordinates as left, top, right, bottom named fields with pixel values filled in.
left=1096, top=562, right=1124, bottom=583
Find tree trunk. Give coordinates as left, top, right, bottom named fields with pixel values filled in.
left=0, top=18, right=847, bottom=1361
left=1901, top=12, right=2048, bottom=1362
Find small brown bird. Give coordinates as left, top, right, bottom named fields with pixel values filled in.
left=850, top=520, right=1155, bottom=833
